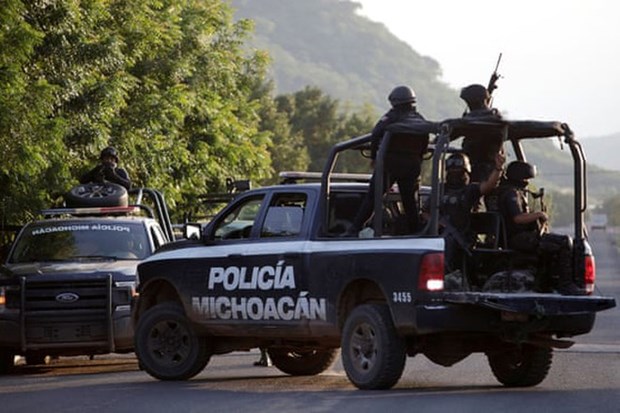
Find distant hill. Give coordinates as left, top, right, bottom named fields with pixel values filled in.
left=231, top=0, right=620, bottom=200
left=581, top=133, right=620, bottom=171
left=524, top=139, right=620, bottom=202
left=231, top=0, right=463, bottom=121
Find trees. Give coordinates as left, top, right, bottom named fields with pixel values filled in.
left=0, top=1, right=408, bottom=226
left=274, top=87, right=375, bottom=174
left=1, top=0, right=272, bottom=223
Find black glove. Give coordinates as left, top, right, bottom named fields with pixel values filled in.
left=103, top=164, right=116, bottom=180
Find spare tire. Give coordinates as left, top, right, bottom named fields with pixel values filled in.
left=65, top=183, right=128, bottom=207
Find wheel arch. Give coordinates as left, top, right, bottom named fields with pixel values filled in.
left=133, top=278, right=184, bottom=324
left=337, top=278, right=389, bottom=330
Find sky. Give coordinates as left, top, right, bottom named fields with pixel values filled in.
left=356, top=0, right=620, bottom=138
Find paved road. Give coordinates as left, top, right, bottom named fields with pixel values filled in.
left=1, top=229, right=618, bottom=413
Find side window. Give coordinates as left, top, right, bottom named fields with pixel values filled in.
left=213, top=196, right=264, bottom=240
left=260, top=193, right=306, bottom=238
left=327, top=192, right=364, bottom=234
left=150, top=226, right=167, bottom=250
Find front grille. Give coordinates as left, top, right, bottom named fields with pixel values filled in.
left=20, top=274, right=113, bottom=351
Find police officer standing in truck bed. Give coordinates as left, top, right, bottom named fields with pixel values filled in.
left=349, top=85, right=432, bottom=236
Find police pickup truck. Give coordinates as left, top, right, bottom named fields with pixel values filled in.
left=133, top=117, right=615, bottom=390
left=0, top=185, right=174, bottom=372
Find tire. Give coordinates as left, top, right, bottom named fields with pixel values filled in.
left=268, top=348, right=338, bottom=376
left=134, top=303, right=211, bottom=381
left=487, top=344, right=552, bottom=387
left=341, top=304, right=406, bottom=390
left=24, top=352, right=48, bottom=366
left=65, top=183, right=128, bottom=207
left=0, top=349, right=15, bottom=374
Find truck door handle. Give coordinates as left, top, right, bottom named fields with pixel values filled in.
left=227, top=253, right=244, bottom=260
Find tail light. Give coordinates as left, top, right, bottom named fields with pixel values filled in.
left=418, top=252, right=444, bottom=291
left=584, top=255, right=595, bottom=295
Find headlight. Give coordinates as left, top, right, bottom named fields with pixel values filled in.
left=114, top=281, right=137, bottom=298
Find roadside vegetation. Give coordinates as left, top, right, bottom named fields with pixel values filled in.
left=2, top=0, right=615, bottom=228
left=0, top=1, right=376, bottom=225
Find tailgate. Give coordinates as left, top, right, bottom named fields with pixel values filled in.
left=442, top=292, right=616, bottom=316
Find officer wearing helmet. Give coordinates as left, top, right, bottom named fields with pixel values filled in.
left=496, top=160, right=584, bottom=295
left=460, top=84, right=495, bottom=116
left=80, top=146, right=131, bottom=190
left=350, top=85, right=434, bottom=235
left=500, top=160, right=543, bottom=237
left=440, top=151, right=505, bottom=273
left=459, top=83, right=505, bottom=184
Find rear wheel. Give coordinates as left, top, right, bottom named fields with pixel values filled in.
left=487, top=344, right=552, bottom=387
left=24, top=352, right=48, bottom=366
left=135, top=303, right=211, bottom=381
left=0, top=349, right=15, bottom=374
left=341, top=304, right=406, bottom=390
left=268, top=348, right=338, bottom=376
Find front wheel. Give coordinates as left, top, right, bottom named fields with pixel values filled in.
left=341, top=304, right=406, bottom=390
left=135, top=303, right=211, bottom=381
left=268, top=348, right=338, bottom=376
left=487, top=344, right=552, bottom=387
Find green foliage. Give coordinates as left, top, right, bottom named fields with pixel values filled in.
left=1, top=0, right=272, bottom=223
left=253, top=80, right=310, bottom=182
left=273, top=87, right=376, bottom=174
left=544, top=190, right=572, bottom=228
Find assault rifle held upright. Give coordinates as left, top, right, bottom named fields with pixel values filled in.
left=487, top=53, right=503, bottom=102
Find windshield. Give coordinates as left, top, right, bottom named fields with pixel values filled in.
left=8, top=221, right=150, bottom=263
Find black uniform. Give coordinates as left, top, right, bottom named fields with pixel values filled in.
left=351, top=107, right=430, bottom=234
left=441, top=182, right=483, bottom=272
left=459, top=84, right=505, bottom=183
left=461, top=108, right=504, bottom=183
left=497, top=182, right=582, bottom=294
left=498, top=183, right=537, bottom=247
left=80, top=163, right=131, bottom=190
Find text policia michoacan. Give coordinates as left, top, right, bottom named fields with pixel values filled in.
left=192, top=260, right=327, bottom=321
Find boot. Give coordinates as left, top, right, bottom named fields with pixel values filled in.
left=556, top=278, right=586, bottom=296
left=546, top=235, right=586, bottom=296
left=253, top=348, right=272, bottom=367
left=554, top=254, right=586, bottom=296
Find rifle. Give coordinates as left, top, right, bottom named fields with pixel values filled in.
left=487, top=53, right=503, bottom=102
left=529, top=187, right=549, bottom=234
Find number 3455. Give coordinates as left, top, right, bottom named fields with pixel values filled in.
left=392, top=291, right=412, bottom=303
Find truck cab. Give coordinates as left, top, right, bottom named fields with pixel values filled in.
left=0, top=185, right=174, bottom=373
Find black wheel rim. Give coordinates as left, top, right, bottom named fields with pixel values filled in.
left=147, top=319, right=192, bottom=367
left=349, top=321, right=377, bottom=373
left=75, top=184, right=115, bottom=199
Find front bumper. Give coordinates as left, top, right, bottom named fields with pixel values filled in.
left=0, top=308, right=134, bottom=354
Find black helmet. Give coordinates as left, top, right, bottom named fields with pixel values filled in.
left=388, top=85, right=416, bottom=107
left=100, top=146, right=119, bottom=162
left=460, top=84, right=490, bottom=106
left=506, top=161, right=536, bottom=182
left=446, top=153, right=471, bottom=173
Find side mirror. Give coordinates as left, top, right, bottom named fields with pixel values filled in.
left=183, top=223, right=201, bottom=240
